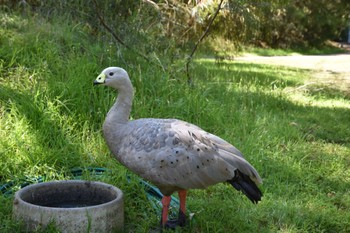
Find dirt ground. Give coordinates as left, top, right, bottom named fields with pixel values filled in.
left=235, top=47, right=350, bottom=95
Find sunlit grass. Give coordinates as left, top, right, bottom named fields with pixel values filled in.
left=241, top=43, right=346, bottom=56
left=200, top=36, right=346, bottom=57
left=288, top=91, right=350, bottom=108
left=1, top=11, right=349, bottom=233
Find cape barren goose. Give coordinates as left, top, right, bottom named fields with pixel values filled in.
left=93, top=67, right=263, bottom=229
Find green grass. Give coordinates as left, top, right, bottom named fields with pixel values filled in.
left=1, top=11, right=350, bottom=233
left=241, top=45, right=347, bottom=56
left=200, top=37, right=347, bottom=58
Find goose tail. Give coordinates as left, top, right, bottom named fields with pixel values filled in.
left=228, top=170, right=263, bottom=204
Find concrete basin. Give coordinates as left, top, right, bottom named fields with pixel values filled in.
left=13, top=180, right=124, bottom=233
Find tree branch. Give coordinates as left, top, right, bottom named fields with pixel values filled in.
left=93, top=0, right=162, bottom=68
left=186, top=0, right=224, bottom=85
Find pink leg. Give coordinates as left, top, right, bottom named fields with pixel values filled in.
left=178, top=190, right=187, bottom=214
left=161, top=191, right=188, bottom=229
left=161, top=196, right=171, bottom=226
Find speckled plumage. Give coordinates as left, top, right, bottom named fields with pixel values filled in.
left=105, top=117, right=262, bottom=196
left=94, top=67, right=262, bottom=198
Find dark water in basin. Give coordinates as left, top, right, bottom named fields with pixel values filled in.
left=23, top=182, right=116, bottom=208
left=40, top=200, right=104, bottom=208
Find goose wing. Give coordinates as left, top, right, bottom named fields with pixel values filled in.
left=112, top=118, right=261, bottom=195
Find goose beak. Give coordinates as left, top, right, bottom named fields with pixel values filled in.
left=94, top=73, right=106, bottom=85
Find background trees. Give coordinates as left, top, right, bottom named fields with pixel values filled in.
left=2, top=0, right=350, bottom=53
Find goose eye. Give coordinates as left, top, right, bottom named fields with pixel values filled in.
left=109, top=72, right=114, bottom=76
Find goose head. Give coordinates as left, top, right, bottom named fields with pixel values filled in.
left=94, top=67, right=131, bottom=90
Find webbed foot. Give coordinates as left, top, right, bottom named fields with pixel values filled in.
left=162, top=210, right=186, bottom=230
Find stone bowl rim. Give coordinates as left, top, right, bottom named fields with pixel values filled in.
left=14, top=180, right=123, bottom=211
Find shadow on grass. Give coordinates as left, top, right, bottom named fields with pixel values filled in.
left=244, top=44, right=347, bottom=56
left=188, top=61, right=350, bottom=208
left=194, top=61, right=349, bottom=144
left=305, top=83, right=350, bottom=101
left=194, top=60, right=305, bottom=88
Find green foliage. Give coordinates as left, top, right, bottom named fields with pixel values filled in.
left=221, top=0, right=350, bottom=47
left=1, top=11, right=350, bottom=233
left=2, top=0, right=349, bottom=60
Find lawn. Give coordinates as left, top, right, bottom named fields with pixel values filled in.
left=0, top=11, right=349, bottom=233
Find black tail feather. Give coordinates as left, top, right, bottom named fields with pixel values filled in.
left=228, top=170, right=262, bottom=204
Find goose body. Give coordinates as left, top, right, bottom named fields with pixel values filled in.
left=94, top=67, right=262, bottom=228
